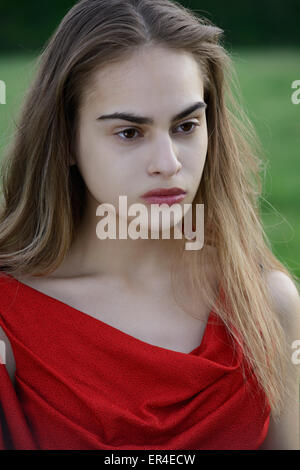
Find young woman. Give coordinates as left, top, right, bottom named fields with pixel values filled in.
left=0, top=0, right=299, bottom=451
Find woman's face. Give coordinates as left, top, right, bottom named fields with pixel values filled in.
left=75, top=45, right=208, bottom=233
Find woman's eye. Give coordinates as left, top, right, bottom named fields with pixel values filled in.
left=177, top=121, right=199, bottom=134
left=116, top=128, right=141, bottom=141
left=115, top=121, right=200, bottom=142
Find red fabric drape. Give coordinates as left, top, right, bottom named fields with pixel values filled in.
left=0, top=273, right=270, bottom=450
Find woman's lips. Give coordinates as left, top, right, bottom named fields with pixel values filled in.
left=141, top=193, right=186, bottom=206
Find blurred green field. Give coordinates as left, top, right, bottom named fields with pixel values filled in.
left=232, top=49, right=300, bottom=279
left=0, top=50, right=299, bottom=278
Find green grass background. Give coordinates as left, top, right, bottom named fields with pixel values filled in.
left=0, top=50, right=299, bottom=279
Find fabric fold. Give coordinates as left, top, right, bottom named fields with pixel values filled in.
left=0, top=272, right=270, bottom=449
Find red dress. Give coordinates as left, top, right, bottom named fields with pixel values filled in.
left=0, top=272, right=270, bottom=450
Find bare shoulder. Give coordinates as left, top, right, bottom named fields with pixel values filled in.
left=259, top=270, right=300, bottom=450
left=265, top=270, right=300, bottom=384
left=265, top=269, right=300, bottom=305
left=265, top=270, right=300, bottom=335
left=265, top=270, right=300, bottom=374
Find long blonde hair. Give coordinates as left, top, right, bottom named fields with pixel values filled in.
left=0, top=0, right=298, bottom=422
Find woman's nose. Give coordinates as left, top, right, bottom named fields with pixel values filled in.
left=147, top=137, right=182, bottom=176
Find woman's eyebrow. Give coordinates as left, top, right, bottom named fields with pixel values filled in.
left=97, top=101, right=207, bottom=125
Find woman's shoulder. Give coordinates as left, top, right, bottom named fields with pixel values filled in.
left=265, top=269, right=299, bottom=293
left=259, top=270, right=300, bottom=449
left=264, top=270, right=300, bottom=355
left=264, top=270, right=300, bottom=322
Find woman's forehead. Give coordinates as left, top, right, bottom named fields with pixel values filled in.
left=80, top=48, right=204, bottom=113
